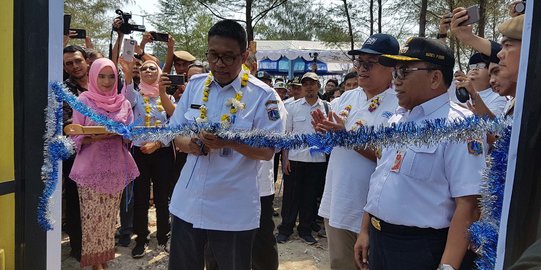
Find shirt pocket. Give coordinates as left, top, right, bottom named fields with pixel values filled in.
left=403, top=145, right=438, bottom=180
left=293, top=116, right=306, bottom=122
left=184, top=109, right=200, bottom=122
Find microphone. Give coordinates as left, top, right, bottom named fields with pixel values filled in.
left=455, top=87, right=470, bottom=103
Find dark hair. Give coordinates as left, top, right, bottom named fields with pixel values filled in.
left=343, top=71, right=358, bottom=83
left=63, top=45, right=88, bottom=59
left=326, top=78, right=338, bottom=86
left=86, top=48, right=103, bottom=59
left=425, top=62, right=452, bottom=88
left=208, top=20, right=248, bottom=52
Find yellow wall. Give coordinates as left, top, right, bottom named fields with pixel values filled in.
left=0, top=0, right=15, bottom=268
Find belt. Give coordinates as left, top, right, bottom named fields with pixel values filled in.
left=369, top=215, right=448, bottom=236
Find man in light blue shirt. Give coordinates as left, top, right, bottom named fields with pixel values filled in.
left=167, top=20, right=285, bottom=270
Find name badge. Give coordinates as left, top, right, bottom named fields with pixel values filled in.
left=190, top=104, right=202, bottom=109
left=390, top=150, right=405, bottom=173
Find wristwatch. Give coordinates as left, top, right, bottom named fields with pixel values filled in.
left=437, top=264, right=456, bottom=270
left=436, top=33, right=448, bottom=39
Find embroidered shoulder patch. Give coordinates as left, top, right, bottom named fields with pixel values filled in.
left=467, top=139, right=483, bottom=156
left=266, top=101, right=280, bottom=121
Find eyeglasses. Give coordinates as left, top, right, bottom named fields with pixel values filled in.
left=353, top=60, right=379, bottom=71
left=392, top=66, right=440, bottom=80
left=206, top=52, right=241, bottom=66
left=140, top=66, right=158, bottom=72
left=468, top=63, right=488, bottom=71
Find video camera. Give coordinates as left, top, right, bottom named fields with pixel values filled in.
left=114, top=9, right=146, bottom=34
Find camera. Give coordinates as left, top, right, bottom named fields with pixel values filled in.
left=114, top=9, right=146, bottom=34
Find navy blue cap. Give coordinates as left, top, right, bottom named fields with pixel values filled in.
left=489, top=40, right=501, bottom=64
left=379, top=37, right=454, bottom=68
left=256, top=71, right=272, bottom=81
left=348, top=33, right=400, bottom=56
left=468, top=53, right=490, bottom=66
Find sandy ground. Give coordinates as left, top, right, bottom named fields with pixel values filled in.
left=61, top=178, right=331, bottom=270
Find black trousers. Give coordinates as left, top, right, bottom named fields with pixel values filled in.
left=368, top=217, right=477, bottom=270
left=169, top=216, right=256, bottom=270
left=205, top=195, right=279, bottom=270
left=63, top=155, right=81, bottom=258
left=278, top=161, right=327, bottom=237
left=273, top=152, right=282, bottom=183
left=132, top=146, right=173, bottom=244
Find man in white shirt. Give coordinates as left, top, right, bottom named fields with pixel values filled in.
left=276, top=72, right=330, bottom=245
left=283, top=77, right=304, bottom=106
left=311, top=33, right=399, bottom=270
left=167, top=20, right=286, bottom=270
left=354, top=37, right=485, bottom=270
left=454, top=53, right=507, bottom=117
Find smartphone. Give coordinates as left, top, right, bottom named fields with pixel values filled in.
left=459, top=5, right=480, bottom=26
left=150, top=32, right=169, bottom=42
left=64, top=15, right=71, bottom=35
left=69, top=28, right=86, bottom=39
left=122, top=38, right=137, bottom=62
left=167, top=74, right=185, bottom=86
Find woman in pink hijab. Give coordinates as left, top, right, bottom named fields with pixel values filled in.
left=119, top=58, right=175, bottom=257
left=70, top=58, right=139, bottom=269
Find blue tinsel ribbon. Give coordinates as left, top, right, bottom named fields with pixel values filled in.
left=469, top=126, right=512, bottom=270
left=39, top=80, right=512, bottom=246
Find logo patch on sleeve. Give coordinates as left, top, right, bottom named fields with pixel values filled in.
left=467, top=139, right=483, bottom=156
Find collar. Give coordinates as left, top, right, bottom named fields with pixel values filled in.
left=211, top=72, right=243, bottom=92
left=300, top=97, right=323, bottom=107
left=407, top=92, right=449, bottom=120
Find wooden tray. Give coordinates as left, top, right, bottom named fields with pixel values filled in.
left=64, top=124, right=113, bottom=135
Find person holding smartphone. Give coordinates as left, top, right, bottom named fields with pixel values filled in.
left=119, top=58, right=175, bottom=258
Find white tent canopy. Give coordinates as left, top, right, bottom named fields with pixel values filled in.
left=254, top=40, right=354, bottom=63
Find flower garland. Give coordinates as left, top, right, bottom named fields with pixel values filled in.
left=143, top=96, right=164, bottom=127
left=339, top=105, right=352, bottom=118
left=197, top=65, right=250, bottom=127
left=368, top=96, right=381, bottom=112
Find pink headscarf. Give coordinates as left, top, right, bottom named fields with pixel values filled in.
left=79, top=58, right=129, bottom=122
left=138, top=60, right=162, bottom=98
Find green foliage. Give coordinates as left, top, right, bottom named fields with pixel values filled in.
left=64, top=0, right=133, bottom=52
left=151, top=0, right=216, bottom=61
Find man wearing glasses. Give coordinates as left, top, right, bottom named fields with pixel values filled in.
left=311, top=33, right=399, bottom=269
left=167, top=20, right=286, bottom=270
left=354, top=37, right=485, bottom=270
left=454, top=53, right=507, bottom=117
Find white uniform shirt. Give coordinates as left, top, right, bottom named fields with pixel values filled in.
left=285, top=98, right=328, bottom=163
left=318, top=87, right=398, bottom=233
left=257, top=90, right=287, bottom=197
left=477, top=88, right=507, bottom=116
left=364, top=93, right=485, bottom=229
left=257, top=160, right=275, bottom=197
left=168, top=73, right=286, bottom=231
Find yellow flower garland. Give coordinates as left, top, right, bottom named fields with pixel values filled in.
left=143, top=95, right=164, bottom=127
left=197, top=64, right=250, bottom=127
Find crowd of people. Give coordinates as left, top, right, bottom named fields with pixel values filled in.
left=61, top=2, right=531, bottom=270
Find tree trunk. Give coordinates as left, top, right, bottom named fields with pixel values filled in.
left=478, top=0, right=486, bottom=38
left=246, top=0, right=254, bottom=41
left=369, top=0, right=374, bottom=35
left=343, top=0, right=355, bottom=53
left=419, top=0, right=428, bottom=37
left=377, top=0, right=382, bottom=33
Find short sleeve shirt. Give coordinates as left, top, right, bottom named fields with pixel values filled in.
left=319, top=87, right=398, bottom=233
left=168, top=72, right=286, bottom=231
left=364, top=93, right=485, bottom=229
